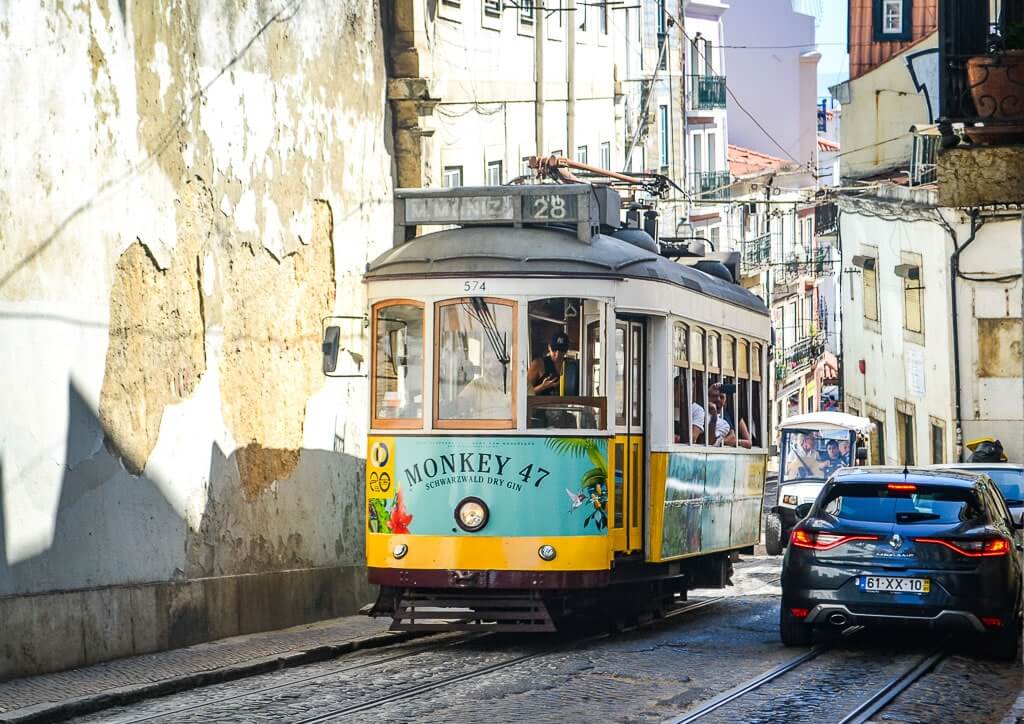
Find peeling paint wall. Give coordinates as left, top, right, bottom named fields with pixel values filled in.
left=0, top=0, right=391, bottom=671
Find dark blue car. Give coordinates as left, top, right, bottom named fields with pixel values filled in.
left=780, top=468, right=1023, bottom=660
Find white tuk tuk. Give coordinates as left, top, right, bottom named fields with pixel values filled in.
left=765, top=411, right=874, bottom=555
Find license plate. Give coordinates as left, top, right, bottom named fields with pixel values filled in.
left=860, top=576, right=930, bottom=594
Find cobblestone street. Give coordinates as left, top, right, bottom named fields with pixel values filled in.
left=51, top=557, right=1020, bottom=724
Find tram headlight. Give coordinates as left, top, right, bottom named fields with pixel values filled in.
left=538, top=544, right=557, bottom=561
left=455, top=497, right=489, bottom=532
left=393, top=543, right=408, bottom=559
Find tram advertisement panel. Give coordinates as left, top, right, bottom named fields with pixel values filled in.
left=658, top=452, right=766, bottom=559
left=366, top=436, right=609, bottom=537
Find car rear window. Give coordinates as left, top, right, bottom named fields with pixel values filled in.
left=821, top=484, right=987, bottom=525
left=984, top=470, right=1024, bottom=504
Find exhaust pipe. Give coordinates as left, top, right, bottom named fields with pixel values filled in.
left=828, top=612, right=848, bottom=627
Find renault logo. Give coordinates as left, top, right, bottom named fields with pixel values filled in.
left=889, top=533, right=903, bottom=549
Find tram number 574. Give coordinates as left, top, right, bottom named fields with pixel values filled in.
left=525, top=194, right=578, bottom=221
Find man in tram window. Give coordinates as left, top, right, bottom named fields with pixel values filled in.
left=528, top=332, right=577, bottom=396
left=691, top=382, right=735, bottom=446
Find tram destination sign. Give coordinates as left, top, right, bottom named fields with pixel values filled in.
left=395, top=184, right=599, bottom=242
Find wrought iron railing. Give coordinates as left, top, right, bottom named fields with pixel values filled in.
left=774, top=334, right=826, bottom=380
left=688, top=74, right=727, bottom=110
left=690, top=171, right=731, bottom=200
left=742, top=232, right=771, bottom=269
left=815, top=202, right=838, bottom=235
left=937, top=0, right=1023, bottom=141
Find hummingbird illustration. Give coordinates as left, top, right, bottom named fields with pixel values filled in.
left=565, top=488, right=586, bottom=512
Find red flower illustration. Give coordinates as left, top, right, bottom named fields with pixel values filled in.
left=388, top=490, right=413, bottom=534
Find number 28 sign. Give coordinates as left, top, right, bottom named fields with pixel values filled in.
left=524, top=193, right=579, bottom=222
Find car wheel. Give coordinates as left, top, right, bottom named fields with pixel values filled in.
left=988, top=609, right=1021, bottom=662
left=779, top=604, right=813, bottom=647
left=765, top=513, right=783, bottom=556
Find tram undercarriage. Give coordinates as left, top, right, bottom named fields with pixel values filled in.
left=366, top=552, right=738, bottom=632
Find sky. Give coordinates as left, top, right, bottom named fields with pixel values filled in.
left=813, top=1, right=850, bottom=100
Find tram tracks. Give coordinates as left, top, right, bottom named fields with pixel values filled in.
left=666, top=631, right=950, bottom=724
left=107, top=594, right=731, bottom=724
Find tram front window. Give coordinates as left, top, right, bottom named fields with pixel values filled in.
left=372, top=302, right=424, bottom=425
left=435, top=298, right=515, bottom=426
left=527, top=298, right=606, bottom=429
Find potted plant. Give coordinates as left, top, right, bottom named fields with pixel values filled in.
left=966, top=22, right=1024, bottom=122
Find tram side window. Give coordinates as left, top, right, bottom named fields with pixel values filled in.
left=690, top=327, right=706, bottom=443
left=373, top=302, right=425, bottom=425
left=435, top=298, right=515, bottom=427
left=721, top=335, right=737, bottom=448
left=737, top=339, right=751, bottom=448
left=751, top=342, right=764, bottom=447
left=672, top=322, right=690, bottom=444
left=527, top=298, right=606, bottom=429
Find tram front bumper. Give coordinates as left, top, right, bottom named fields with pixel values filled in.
left=367, top=566, right=611, bottom=589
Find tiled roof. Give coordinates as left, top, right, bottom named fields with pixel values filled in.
left=848, top=0, right=938, bottom=81
left=818, top=138, right=840, bottom=152
left=727, top=144, right=793, bottom=177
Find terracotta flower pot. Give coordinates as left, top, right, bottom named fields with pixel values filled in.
left=966, top=49, right=1024, bottom=120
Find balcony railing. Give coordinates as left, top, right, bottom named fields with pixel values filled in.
left=688, top=74, right=727, bottom=110
left=774, top=334, right=826, bottom=380
left=937, top=1, right=1023, bottom=141
left=742, top=232, right=771, bottom=269
left=690, top=171, right=731, bottom=200
left=815, top=202, right=838, bottom=235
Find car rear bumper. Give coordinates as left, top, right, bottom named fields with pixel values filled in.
left=801, top=603, right=986, bottom=632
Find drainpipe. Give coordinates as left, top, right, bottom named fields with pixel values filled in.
left=535, top=1, right=545, bottom=155
left=566, top=0, right=576, bottom=156
left=947, top=208, right=980, bottom=462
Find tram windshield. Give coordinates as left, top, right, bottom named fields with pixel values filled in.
left=435, top=298, right=515, bottom=424
left=373, top=302, right=424, bottom=422
left=527, top=298, right=606, bottom=429
left=781, top=428, right=854, bottom=482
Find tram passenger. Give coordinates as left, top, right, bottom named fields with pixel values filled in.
left=527, top=332, right=572, bottom=396
left=720, top=383, right=752, bottom=449
left=692, top=383, right=735, bottom=446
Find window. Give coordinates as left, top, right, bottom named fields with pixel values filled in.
left=690, top=327, right=706, bottom=442
left=439, top=0, right=461, bottom=22
left=372, top=301, right=425, bottom=428
left=707, top=133, right=716, bottom=172
left=930, top=419, right=945, bottom=464
left=874, top=0, right=912, bottom=41
left=527, top=298, right=607, bottom=429
left=751, top=343, right=763, bottom=447
left=863, top=262, right=879, bottom=321
left=896, top=406, right=915, bottom=465
left=599, top=0, right=608, bottom=34
left=576, top=145, right=588, bottom=165
left=710, top=227, right=720, bottom=250
left=672, top=322, right=690, bottom=444
left=486, top=160, right=503, bottom=186
left=903, top=254, right=923, bottom=334
left=520, top=0, right=534, bottom=25
left=869, top=414, right=886, bottom=464
left=442, top=166, right=463, bottom=188
left=702, top=37, right=713, bottom=75
left=659, top=106, right=669, bottom=168
left=692, top=134, right=702, bottom=174
left=435, top=298, right=515, bottom=428
left=822, top=485, right=985, bottom=525
left=600, top=142, right=611, bottom=171
left=521, top=156, right=532, bottom=178
left=483, top=0, right=501, bottom=18
left=577, top=0, right=586, bottom=31
left=737, top=338, right=750, bottom=447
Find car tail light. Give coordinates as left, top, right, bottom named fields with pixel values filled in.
left=913, top=537, right=1011, bottom=557
left=981, top=616, right=1004, bottom=629
left=790, top=529, right=881, bottom=551
left=887, top=483, right=917, bottom=491
left=791, top=608, right=810, bottom=618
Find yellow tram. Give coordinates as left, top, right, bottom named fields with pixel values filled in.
left=344, top=183, right=770, bottom=630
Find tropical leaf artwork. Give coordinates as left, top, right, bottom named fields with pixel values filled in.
left=547, top=437, right=609, bottom=531
left=368, top=497, right=390, bottom=533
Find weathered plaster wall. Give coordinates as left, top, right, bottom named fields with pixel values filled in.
left=0, top=0, right=390, bottom=676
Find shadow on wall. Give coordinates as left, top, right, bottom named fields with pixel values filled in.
left=0, top=382, right=370, bottom=680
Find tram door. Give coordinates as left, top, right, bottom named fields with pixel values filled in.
left=612, top=318, right=645, bottom=555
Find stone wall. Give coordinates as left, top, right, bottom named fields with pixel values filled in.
left=937, top=145, right=1024, bottom=207
left=0, top=0, right=391, bottom=678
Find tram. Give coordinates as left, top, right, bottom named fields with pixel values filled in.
left=332, top=175, right=771, bottom=631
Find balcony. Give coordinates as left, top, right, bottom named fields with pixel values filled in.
left=690, top=171, right=731, bottom=200
left=688, top=74, right=727, bottom=110
left=774, top=334, right=826, bottom=381
left=814, top=202, right=837, bottom=235
left=741, top=232, right=771, bottom=270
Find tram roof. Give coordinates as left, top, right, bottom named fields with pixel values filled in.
left=365, top=225, right=769, bottom=315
